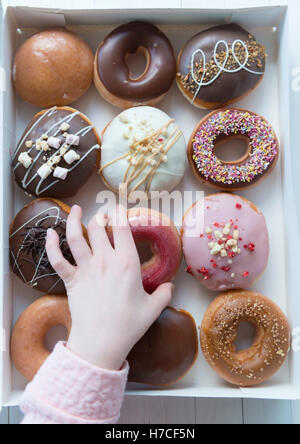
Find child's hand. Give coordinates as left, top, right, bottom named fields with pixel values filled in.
left=46, top=205, right=174, bottom=371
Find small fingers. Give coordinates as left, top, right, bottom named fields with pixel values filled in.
left=148, top=282, right=174, bottom=320
left=46, top=228, right=75, bottom=282
left=66, top=205, right=91, bottom=265
left=87, top=212, right=113, bottom=256
left=112, top=205, right=139, bottom=263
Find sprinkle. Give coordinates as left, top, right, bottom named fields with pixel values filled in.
left=236, top=203, right=242, bottom=209
left=243, top=271, right=249, bottom=277
left=186, top=266, right=193, bottom=275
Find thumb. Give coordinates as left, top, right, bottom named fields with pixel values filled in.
left=149, top=282, right=174, bottom=319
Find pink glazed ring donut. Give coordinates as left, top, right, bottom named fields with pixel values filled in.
left=181, top=193, right=269, bottom=291
left=108, top=208, right=182, bottom=294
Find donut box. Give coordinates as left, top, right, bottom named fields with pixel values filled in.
left=1, top=1, right=300, bottom=408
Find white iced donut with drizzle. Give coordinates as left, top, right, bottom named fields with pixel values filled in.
left=99, top=106, right=186, bottom=197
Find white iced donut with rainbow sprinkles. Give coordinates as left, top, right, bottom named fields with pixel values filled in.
left=187, top=108, right=279, bottom=191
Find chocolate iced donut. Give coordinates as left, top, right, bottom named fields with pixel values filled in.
left=187, top=108, right=279, bottom=190
left=9, top=198, right=78, bottom=294
left=200, top=291, right=290, bottom=387
left=177, top=24, right=266, bottom=109
left=11, top=296, right=71, bottom=381
left=13, top=29, right=93, bottom=108
left=94, top=22, right=176, bottom=109
left=128, top=307, right=198, bottom=386
left=12, top=106, right=101, bottom=198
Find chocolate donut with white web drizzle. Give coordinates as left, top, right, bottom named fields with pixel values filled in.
left=12, top=106, right=100, bottom=198
left=177, top=24, right=266, bottom=109
left=9, top=198, right=78, bottom=294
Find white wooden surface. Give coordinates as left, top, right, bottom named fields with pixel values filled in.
left=1, top=0, right=300, bottom=425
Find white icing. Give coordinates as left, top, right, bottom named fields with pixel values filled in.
left=190, top=39, right=264, bottom=103
left=100, top=107, right=186, bottom=195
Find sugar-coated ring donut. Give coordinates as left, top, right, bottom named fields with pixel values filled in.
left=94, top=22, right=176, bottom=109
left=107, top=208, right=182, bottom=294
left=12, top=106, right=101, bottom=198
left=177, top=24, right=266, bottom=109
left=200, top=291, right=290, bottom=387
left=182, top=194, right=269, bottom=292
left=187, top=108, right=279, bottom=190
left=11, top=296, right=71, bottom=381
left=13, top=29, right=94, bottom=108
left=128, top=307, right=198, bottom=386
left=9, top=198, right=87, bottom=295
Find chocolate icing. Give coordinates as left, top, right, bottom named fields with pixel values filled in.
left=178, top=24, right=266, bottom=106
left=97, top=22, right=176, bottom=101
left=10, top=199, right=74, bottom=294
left=128, top=307, right=198, bottom=386
left=12, top=107, right=100, bottom=198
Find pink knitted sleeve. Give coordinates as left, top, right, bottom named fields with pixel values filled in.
left=20, top=342, right=129, bottom=424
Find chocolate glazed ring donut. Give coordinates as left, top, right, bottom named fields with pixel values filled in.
left=128, top=307, right=198, bottom=386
left=11, top=296, right=71, bottom=381
left=187, top=108, right=279, bottom=191
left=94, top=22, right=177, bottom=109
left=200, top=291, right=290, bottom=387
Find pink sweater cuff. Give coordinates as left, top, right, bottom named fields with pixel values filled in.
left=20, top=342, right=129, bottom=424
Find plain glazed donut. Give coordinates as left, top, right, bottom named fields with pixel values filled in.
left=94, top=22, right=176, bottom=109
left=187, top=108, right=279, bottom=191
left=9, top=198, right=84, bottom=294
left=177, top=24, right=266, bottom=109
left=182, top=194, right=269, bottom=292
left=11, top=296, right=71, bottom=381
left=99, top=107, right=186, bottom=197
left=12, top=106, right=101, bottom=198
left=13, top=29, right=94, bottom=108
left=200, top=291, right=290, bottom=387
left=128, top=307, right=198, bottom=386
left=107, top=208, right=182, bottom=294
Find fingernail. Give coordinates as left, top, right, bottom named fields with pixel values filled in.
left=47, top=228, right=53, bottom=239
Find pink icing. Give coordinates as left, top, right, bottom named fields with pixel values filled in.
left=182, top=194, right=269, bottom=291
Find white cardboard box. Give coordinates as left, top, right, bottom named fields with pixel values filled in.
left=1, top=2, right=300, bottom=409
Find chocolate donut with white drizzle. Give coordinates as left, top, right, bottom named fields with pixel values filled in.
left=177, top=24, right=266, bottom=109
left=12, top=106, right=101, bottom=198
left=9, top=198, right=79, bottom=294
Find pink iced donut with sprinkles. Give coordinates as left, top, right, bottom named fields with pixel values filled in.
left=187, top=108, right=279, bottom=190
left=182, top=194, right=269, bottom=292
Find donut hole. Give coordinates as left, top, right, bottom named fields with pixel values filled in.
left=126, top=47, right=149, bottom=80
left=234, top=321, right=256, bottom=352
left=214, top=135, right=250, bottom=164
left=136, top=241, right=154, bottom=265
left=44, top=325, right=68, bottom=352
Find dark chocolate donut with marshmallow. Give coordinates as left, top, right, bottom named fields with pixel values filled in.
left=12, top=106, right=101, bottom=198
